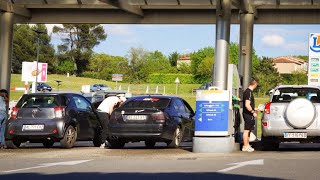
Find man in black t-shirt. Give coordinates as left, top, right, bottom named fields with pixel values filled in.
left=242, top=79, right=258, bottom=152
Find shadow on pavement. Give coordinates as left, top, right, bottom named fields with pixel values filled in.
left=251, top=141, right=320, bottom=151
left=0, top=172, right=281, bottom=180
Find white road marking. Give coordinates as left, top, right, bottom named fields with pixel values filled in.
left=2, top=159, right=92, bottom=173
left=218, top=159, right=264, bottom=173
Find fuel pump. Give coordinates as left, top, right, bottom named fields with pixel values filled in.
left=193, top=64, right=242, bottom=153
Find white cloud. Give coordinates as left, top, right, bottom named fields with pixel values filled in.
left=261, top=35, right=285, bottom=47
left=45, top=24, right=63, bottom=34
left=104, top=24, right=134, bottom=36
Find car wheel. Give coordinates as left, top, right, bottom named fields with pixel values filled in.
left=60, top=126, right=77, bottom=149
left=43, top=139, right=55, bottom=148
left=93, top=128, right=102, bottom=147
left=5, top=139, right=21, bottom=149
left=167, top=125, right=183, bottom=148
left=145, top=141, right=156, bottom=148
left=261, top=136, right=279, bottom=151
left=108, top=139, right=125, bottom=149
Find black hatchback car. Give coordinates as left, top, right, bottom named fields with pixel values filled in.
left=5, top=92, right=102, bottom=149
left=108, top=95, right=195, bottom=149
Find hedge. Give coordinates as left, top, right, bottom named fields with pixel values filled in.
left=147, top=73, right=197, bottom=84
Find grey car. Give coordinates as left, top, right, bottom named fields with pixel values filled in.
left=90, top=84, right=112, bottom=92
left=261, top=85, right=320, bottom=150
left=5, top=92, right=102, bottom=149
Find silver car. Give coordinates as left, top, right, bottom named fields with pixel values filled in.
left=261, top=85, right=320, bottom=150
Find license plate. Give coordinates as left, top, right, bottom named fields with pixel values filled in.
left=22, top=125, right=44, bottom=131
left=284, top=132, right=307, bottom=139
left=126, top=115, right=147, bottom=121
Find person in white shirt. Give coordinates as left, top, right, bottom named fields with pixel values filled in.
left=97, top=95, right=126, bottom=148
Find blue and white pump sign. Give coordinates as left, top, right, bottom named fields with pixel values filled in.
left=195, top=90, right=230, bottom=136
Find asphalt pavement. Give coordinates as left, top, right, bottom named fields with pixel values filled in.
left=1, top=141, right=320, bottom=180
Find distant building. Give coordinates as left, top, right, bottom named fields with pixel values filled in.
left=177, top=54, right=191, bottom=67
left=273, top=56, right=307, bottom=74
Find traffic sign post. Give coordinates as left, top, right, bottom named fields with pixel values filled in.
left=112, top=74, right=123, bottom=90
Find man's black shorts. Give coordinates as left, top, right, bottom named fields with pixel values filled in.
left=243, top=113, right=255, bottom=131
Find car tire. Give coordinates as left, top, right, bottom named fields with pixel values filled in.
left=60, top=126, right=77, bottom=149
left=108, top=139, right=125, bottom=149
left=261, top=136, right=279, bottom=151
left=5, top=139, right=21, bottom=149
left=43, top=139, right=55, bottom=148
left=145, top=141, right=156, bottom=148
left=167, top=125, right=183, bottom=148
left=93, top=128, right=102, bottom=147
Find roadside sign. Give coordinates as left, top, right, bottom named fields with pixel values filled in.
left=195, top=90, right=230, bottom=136
left=112, top=74, right=123, bottom=81
left=21, top=61, right=48, bottom=82
left=308, top=33, right=320, bottom=85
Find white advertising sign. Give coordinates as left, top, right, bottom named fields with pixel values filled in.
left=22, top=61, right=48, bottom=82
left=308, top=33, right=320, bottom=85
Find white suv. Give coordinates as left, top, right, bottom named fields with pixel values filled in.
left=261, top=85, right=320, bottom=150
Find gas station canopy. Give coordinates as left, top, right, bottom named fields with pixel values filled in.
left=2, top=0, right=320, bottom=24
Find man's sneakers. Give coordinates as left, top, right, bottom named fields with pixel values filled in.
left=100, top=141, right=109, bottom=149
left=242, top=145, right=255, bottom=152
left=100, top=143, right=105, bottom=149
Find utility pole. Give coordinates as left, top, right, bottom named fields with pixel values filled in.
left=32, top=29, right=45, bottom=93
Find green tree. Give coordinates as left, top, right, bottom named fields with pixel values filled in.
left=291, top=70, right=308, bottom=85
left=253, top=57, right=281, bottom=96
left=12, top=24, right=56, bottom=73
left=87, top=53, right=128, bottom=80
left=168, top=51, right=179, bottom=67
left=126, top=47, right=149, bottom=83
left=190, top=47, right=214, bottom=83
left=53, top=24, right=107, bottom=75
left=178, top=63, right=192, bottom=74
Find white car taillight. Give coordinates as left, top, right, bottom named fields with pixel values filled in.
left=54, top=107, right=65, bottom=118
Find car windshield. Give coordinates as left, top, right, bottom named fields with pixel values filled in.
left=99, top=84, right=107, bottom=87
left=272, top=88, right=320, bottom=103
left=122, top=97, right=171, bottom=109
left=18, top=95, right=59, bottom=108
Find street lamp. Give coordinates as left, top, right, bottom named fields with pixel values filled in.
left=32, top=29, right=45, bottom=93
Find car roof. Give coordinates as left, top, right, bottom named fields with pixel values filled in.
left=275, top=85, right=320, bottom=90
left=26, top=91, right=82, bottom=96
left=130, top=95, right=179, bottom=99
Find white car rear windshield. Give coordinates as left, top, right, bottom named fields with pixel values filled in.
left=272, top=88, right=320, bottom=103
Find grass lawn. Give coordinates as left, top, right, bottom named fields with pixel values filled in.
left=9, top=74, right=270, bottom=137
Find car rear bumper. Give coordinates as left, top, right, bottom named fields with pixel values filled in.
left=108, top=123, right=173, bottom=141
left=5, top=119, right=65, bottom=141
left=262, top=127, right=320, bottom=141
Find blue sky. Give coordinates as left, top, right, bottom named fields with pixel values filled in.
left=49, top=24, right=320, bottom=58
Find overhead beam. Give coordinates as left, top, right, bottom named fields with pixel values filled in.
left=99, top=0, right=143, bottom=16
left=0, top=1, right=31, bottom=18
left=16, top=8, right=320, bottom=24
left=232, top=0, right=255, bottom=13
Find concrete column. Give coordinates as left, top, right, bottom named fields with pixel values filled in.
left=212, top=0, right=231, bottom=90
left=0, top=12, right=14, bottom=93
left=238, top=12, right=254, bottom=89
left=193, top=0, right=240, bottom=154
